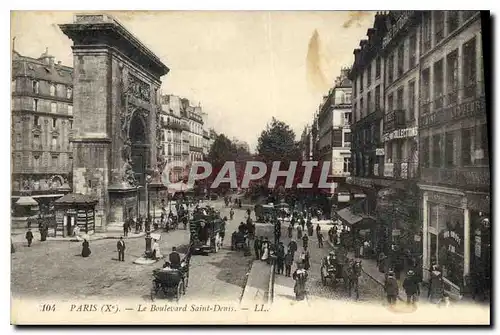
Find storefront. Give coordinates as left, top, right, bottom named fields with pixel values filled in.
left=421, top=185, right=490, bottom=299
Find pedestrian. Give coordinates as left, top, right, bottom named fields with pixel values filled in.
left=302, top=234, right=308, bottom=250
left=284, top=248, right=293, bottom=277
left=297, top=225, right=303, bottom=240
left=254, top=236, right=262, bottom=260
left=261, top=237, right=270, bottom=261
left=276, top=242, right=285, bottom=275
left=288, top=239, right=298, bottom=260
left=403, top=270, right=420, bottom=305
left=274, top=221, right=281, bottom=246
left=318, top=232, right=324, bottom=248
left=81, top=239, right=91, bottom=257
left=316, top=223, right=321, bottom=238
left=384, top=270, right=398, bottom=305
left=117, top=237, right=126, bottom=262
left=169, top=246, right=181, bottom=269
left=378, top=251, right=387, bottom=273
left=287, top=224, right=293, bottom=238
left=25, top=228, right=34, bottom=247
left=123, top=221, right=129, bottom=237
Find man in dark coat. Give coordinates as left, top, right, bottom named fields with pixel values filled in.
left=117, top=237, right=126, bottom=261
left=316, top=224, right=321, bottom=238
left=276, top=242, right=285, bottom=275
left=123, top=221, right=129, bottom=237
left=317, top=232, right=324, bottom=248
left=384, top=270, right=399, bottom=305
left=25, top=229, right=34, bottom=247
left=287, top=239, right=298, bottom=259
left=302, top=234, right=309, bottom=250
left=274, top=220, right=281, bottom=245
left=169, top=247, right=181, bottom=269
left=254, top=236, right=262, bottom=260
left=287, top=224, right=293, bottom=238
left=403, top=270, right=420, bottom=305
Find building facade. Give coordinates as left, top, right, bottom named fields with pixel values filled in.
left=11, top=49, right=74, bottom=213
left=317, top=68, right=353, bottom=194
left=160, top=95, right=184, bottom=182
left=417, top=11, right=489, bottom=297
left=189, top=106, right=204, bottom=162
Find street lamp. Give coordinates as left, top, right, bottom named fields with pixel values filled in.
left=145, top=173, right=153, bottom=222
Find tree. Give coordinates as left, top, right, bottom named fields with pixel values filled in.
left=207, top=134, right=237, bottom=166
left=256, top=117, right=300, bottom=164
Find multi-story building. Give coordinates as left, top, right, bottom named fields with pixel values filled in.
left=189, top=106, right=204, bottom=162
left=417, top=11, right=489, bottom=297
left=317, top=68, right=353, bottom=195
left=11, top=48, right=74, bottom=214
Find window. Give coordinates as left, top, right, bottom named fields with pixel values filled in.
left=397, top=44, right=405, bottom=77
left=461, top=127, right=472, bottom=166
left=11, top=79, right=16, bottom=93
left=447, top=11, right=460, bottom=33
left=49, top=84, right=56, bottom=96
left=473, top=123, right=489, bottom=165
left=343, top=157, right=351, bottom=173
left=435, top=11, right=445, bottom=43
left=51, top=136, right=57, bottom=150
left=409, top=34, right=417, bottom=67
left=408, top=81, right=416, bottom=121
left=396, top=87, right=404, bottom=110
left=332, top=129, right=343, bottom=147
left=68, top=105, right=73, bottom=115
left=360, top=72, right=364, bottom=93
left=344, top=132, right=352, bottom=146
left=33, top=115, right=39, bottom=126
left=345, top=92, right=351, bottom=104
left=51, top=102, right=57, bottom=114
left=463, top=37, right=477, bottom=99
left=386, top=143, right=393, bottom=163
left=421, top=136, right=430, bottom=167
left=66, top=87, right=72, bottom=99
left=432, top=134, right=442, bottom=167
left=421, top=68, right=431, bottom=113
left=422, top=12, right=432, bottom=53
left=52, top=118, right=57, bottom=128
left=387, top=54, right=394, bottom=84
left=33, top=155, right=40, bottom=169
left=434, top=60, right=444, bottom=109
left=69, top=119, right=73, bottom=129
left=462, top=11, right=476, bottom=21
left=33, top=98, right=38, bottom=111
left=367, top=64, right=372, bottom=87
left=375, top=85, right=380, bottom=110
left=344, top=112, right=352, bottom=125
left=360, top=98, right=364, bottom=118
left=366, top=91, right=372, bottom=114
left=446, top=50, right=459, bottom=105
left=32, top=80, right=39, bottom=94
left=376, top=57, right=381, bottom=78
left=387, top=94, right=394, bottom=112
left=445, top=131, right=457, bottom=167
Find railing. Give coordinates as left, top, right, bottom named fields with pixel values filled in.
left=446, top=89, right=458, bottom=106
left=383, top=162, right=418, bottom=179
left=420, top=166, right=490, bottom=189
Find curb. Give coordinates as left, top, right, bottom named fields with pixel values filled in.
left=325, top=240, right=404, bottom=301
left=267, top=261, right=275, bottom=305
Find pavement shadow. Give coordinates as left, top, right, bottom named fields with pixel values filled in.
left=206, top=251, right=253, bottom=289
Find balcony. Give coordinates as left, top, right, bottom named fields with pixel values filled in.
left=421, top=166, right=490, bottom=190
left=384, top=110, right=406, bottom=133
left=189, top=146, right=204, bottom=153
left=383, top=162, right=419, bottom=179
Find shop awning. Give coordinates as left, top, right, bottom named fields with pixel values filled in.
left=16, top=196, right=39, bottom=206
left=337, top=207, right=363, bottom=225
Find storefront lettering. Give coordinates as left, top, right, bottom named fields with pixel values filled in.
left=444, top=230, right=462, bottom=248
left=419, top=97, right=485, bottom=129
left=382, top=127, right=418, bottom=142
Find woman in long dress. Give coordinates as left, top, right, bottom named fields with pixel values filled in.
left=261, top=238, right=269, bottom=261
left=81, top=239, right=91, bottom=257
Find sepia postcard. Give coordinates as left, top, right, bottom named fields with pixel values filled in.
left=10, top=10, right=491, bottom=325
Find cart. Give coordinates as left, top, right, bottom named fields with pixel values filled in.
left=150, top=268, right=186, bottom=302
left=231, top=231, right=247, bottom=251
left=320, top=248, right=348, bottom=287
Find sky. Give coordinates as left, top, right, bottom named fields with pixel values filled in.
left=10, top=10, right=375, bottom=152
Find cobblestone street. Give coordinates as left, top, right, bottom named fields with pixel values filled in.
left=11, top=202, right=257, bottom=302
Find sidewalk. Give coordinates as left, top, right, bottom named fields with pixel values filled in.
left=325, top=239, right=415, bottom=301
left=240, top=260, right=273, bottom=309
left=273, top=273, right=310, bottom=308
left=11, top=230, right=146, bottom=244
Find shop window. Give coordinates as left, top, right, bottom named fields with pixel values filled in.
left=437, top=206, right=465, bottom=287
left=432, top=134, right=442, bottom=167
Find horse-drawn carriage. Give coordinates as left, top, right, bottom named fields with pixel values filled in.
left=189, top=206, right=222, bottom=254
left=320, top=248, right=363, bottom=300
left=151, top=249, right=192, bottom=301
left=231, top=231, right=247, bottom=251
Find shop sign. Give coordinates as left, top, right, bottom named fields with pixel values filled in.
left=420, top=97, right=485, bottom=129
left=443, top=230, right=462, bottom=252
left=428, top=192, right=464, bottom=208
left=376, top=148, right=385, bottom=156
left=382, top=127, right=418, bottom=142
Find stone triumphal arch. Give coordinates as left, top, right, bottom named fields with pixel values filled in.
left=60, top=14, right=169, bottom=231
